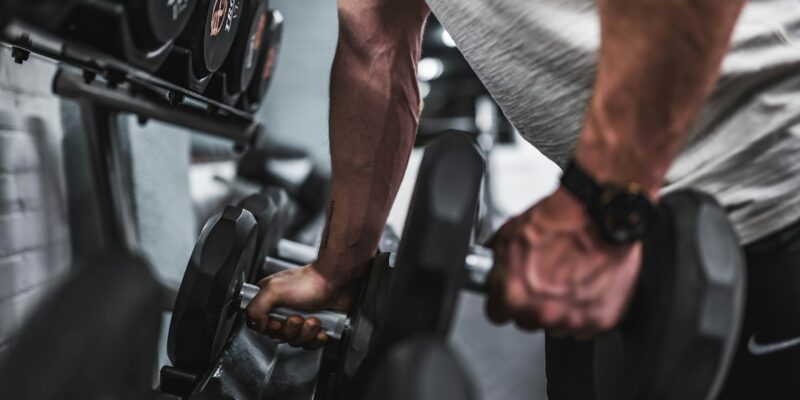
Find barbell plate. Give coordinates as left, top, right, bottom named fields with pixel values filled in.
left=371, top=130, right=486, bottom=356
left=167, top=205, right=258, bottom=373
left=237, top=187, right=296, bottom=283
left=594, top=190, right=746, bottom=400
left=0, top=251, right=164, bottom=399
left=222, top=0, right=270, bottom=94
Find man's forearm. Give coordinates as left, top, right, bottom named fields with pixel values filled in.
left=575, top=0, right=746, bottom=198
left=316, top=4, right=429, bottom=284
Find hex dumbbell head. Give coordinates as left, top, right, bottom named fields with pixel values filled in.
left=237, top=187, right=297, bottom=283
left=594, top=190, right=746, bottom=400
left=168, top=206, right=258, bottom=373
left=373, top=131, right=486, bottom=353
left=321, top=131, right=486, bottom=399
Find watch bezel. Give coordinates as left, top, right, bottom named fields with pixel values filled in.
left=595, top=183, right=654, bottom=244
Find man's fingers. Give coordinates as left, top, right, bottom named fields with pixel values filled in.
left=289, top=318, right=321, bottom=347
left=245, top=279, right=281, bottom=334
left=302, top=331, right=329, bottom=351
left=280, top=315, right=304, bottom=342
left=265, top=320, right=282, bottom=338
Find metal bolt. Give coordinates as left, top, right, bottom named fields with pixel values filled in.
left=168, top=91, right=185, bottom=106
left=83, top=70, right=97, bottom=84
left=11, top=47, right=30, bottom=64
left=104, top=69, right=126, bottom=89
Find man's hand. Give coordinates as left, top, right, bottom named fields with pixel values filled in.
left=487, top=188, right=641, bottom=338
left=486, top=0, right=747, bottom=338
left=246, top=265, right=356, bottom=350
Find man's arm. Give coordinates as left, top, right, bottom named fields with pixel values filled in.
left=246, top=1, right=429, bottom=347
left=320, top=2, right=430, bottom=284
left=576, top=0, right=745, bottom=197
left=488, top=0, right=746, bottom=336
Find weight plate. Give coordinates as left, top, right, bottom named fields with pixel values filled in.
left=222, top=0, right=270, bottom=94
left=168, top=206, right=258, bottom=373
left=371, top=131, right=485, bottom=356
left=245, top=9, right=283, bottom=110
left=147, top=0, right=197, bottom=43
left=594, top=190, right=746, bottom=400
left=237, top=187, right=297, bottom=283
left=179, top=0, right=244, bottom=77
left=125, top=0, right=198, bottom=48
left=0, top=251, right=164, bottom=400
left=203, top=0, right=244, bottom=73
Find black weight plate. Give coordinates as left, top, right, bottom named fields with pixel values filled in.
left=203, top=0, right=244, bottom=72
left=0, top=251, right=164, bottom=400
left=371, top=130, right=485, bottom=356
left=168, top=205, right=258, bottom=373
left=244, top=9, right=283, bottom=110
left=594, top=190, right=745, bottom=400
left=125, top=0, right=198, bottom=48
left=237, top=187, right=297, bottom=282
left=222, top=0, right=270, bottom=94
left=179, top=0, right=244, bottom=76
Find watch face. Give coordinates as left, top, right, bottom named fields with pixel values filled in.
left=599, top=190, right=654, bottom=244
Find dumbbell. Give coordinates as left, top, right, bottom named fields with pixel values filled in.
left=166, top=131, right=484, bottom=397
left=0, top=251, right=165, bottom=400
left=177, top=0, right=244, bottom=79
left=238, top=141, right=331, bottom=235
left=266, top=191, right=746, bottom=400
left=121, top=0, right=199, bottom=49
left=169, top=130, right=745, bottom=400
left=219, top=0, right=270, bottom=101
left=247, top=131, right=746, bottom=400
left=233, top=243, right=491, bottom=338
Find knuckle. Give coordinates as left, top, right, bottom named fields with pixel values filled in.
left=305, top=318, right=320, bottom=330
left=503, top=282, right=528, bottom=310
left=287, top=316, right=304, bottom=327
left=599, top=319, right=617, bottom=332
left=593, top=314, right=618, bottom=332
left=536, top=302, right=562, bottom=327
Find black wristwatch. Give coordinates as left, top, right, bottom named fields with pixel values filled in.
left=560, top=160, right=655, bottom=245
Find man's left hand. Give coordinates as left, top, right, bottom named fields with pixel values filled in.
left=486, top=187, right=642, bottom=338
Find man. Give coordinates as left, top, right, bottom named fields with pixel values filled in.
left=247, top=0, right=800, bottom=398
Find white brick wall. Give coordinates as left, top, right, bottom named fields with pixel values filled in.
left=0, top=46, right=71, bottom=354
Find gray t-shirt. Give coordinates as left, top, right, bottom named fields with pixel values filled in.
left=427, top=0, right=800, bottom=244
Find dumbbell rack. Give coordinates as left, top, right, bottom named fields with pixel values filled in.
left=0, top=13, right=268, bottom=399
left=2, top=10, right=264, bottom=241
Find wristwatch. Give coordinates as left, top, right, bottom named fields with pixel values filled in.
left=560, top=160, right=655, bottom=245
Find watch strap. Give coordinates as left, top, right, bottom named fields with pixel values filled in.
left=561, top=161, right=604, bottom=209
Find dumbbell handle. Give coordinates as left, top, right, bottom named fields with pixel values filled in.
left=239, top=283, right=351, bottom=341
left=271, top=240, right=495, bottom=293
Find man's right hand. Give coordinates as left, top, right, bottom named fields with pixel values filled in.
left=245, top=265, right=356, bottom=350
